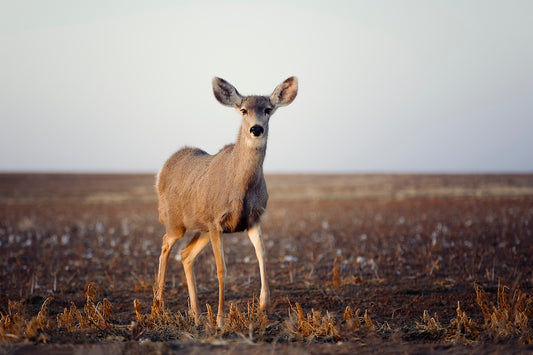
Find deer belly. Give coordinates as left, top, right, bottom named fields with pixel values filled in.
left=220, top=209, right=248, bottom=233
left=219, top=201, right=263, bottom=233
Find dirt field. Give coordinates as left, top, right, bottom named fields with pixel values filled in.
left=1, top=173, right=533, bottom=354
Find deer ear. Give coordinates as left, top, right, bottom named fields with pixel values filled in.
left=270, top=76, right=298, bottom=107
left=212, top=77, right=243, bottom=107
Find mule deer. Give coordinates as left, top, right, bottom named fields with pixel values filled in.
left=155, top=76, right=298, bottom=326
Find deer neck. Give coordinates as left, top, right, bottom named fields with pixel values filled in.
left=231, top=127, right=267, bottom=188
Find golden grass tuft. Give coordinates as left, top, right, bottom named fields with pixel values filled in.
left=223, top=299, right=269, bottom=337
left=133, top=299, right=142, bottom=321
left=285, top=302, right=341, bottom=341
left=416, top=310, right=444, bottom=338
left=201, top=298, right=269, bottom=339
left=446, top=301, right=480, bottom=344
left=82, top=281, right=113, bottom=329
left=326, top=257, right=370, bottom=289
left=327, top=257, right=341, bottom=288
left=363, top=309, right=376, bottom=331
left=57, top=302, right=81, bottom=331
left=203, top=303, right=216, bottom=335
left=1, top=298, right=54, bottom=342
left=24, top=297, right=53, bottom=342
left=343, top=306, right=362, bottom=332
left=224, top=304, right=248, bottom=334
left=134, top=296, right=197, bottom=341
left=56, top=281, right=114, bottom=331
left=0, top=300, right=25, bottom=341
left=475, top=282, right=533, bottom=343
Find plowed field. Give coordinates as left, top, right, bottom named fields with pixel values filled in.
left=1, top=174, right=533, bottom=354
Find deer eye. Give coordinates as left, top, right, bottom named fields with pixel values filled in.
left=264, top=108, right=272, bottom=115
left=240, top=108, right=247, bottom=115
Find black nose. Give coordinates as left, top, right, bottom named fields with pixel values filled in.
left=250, top=125, right=264, bottom=137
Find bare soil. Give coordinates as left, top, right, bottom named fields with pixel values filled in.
left=1, top=173, right=533, bottom=354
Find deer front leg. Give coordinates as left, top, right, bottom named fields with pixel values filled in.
left=155, top=233, right=179, bottom=308
left=181, top=232, right=210, bottom=325
left=247, top=225, right=270, bottom=310
left=210, top=230, right=226, bottom=327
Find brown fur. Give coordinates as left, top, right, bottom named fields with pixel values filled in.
left=157, top=132, right=267, bottom=234
left=154, top=76, right=298, bottom=326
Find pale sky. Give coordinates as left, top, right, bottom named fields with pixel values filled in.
left=1, top=1, right=532, bottom=173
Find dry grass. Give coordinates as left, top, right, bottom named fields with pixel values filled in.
left=416, top=310, right=444, bottom=336
left=285, top=302, right=340, bottom=341
left=446, top=301, right=480, bottom=344
left=0, top=297, right=53, bottom=342
left=327, top=257, right=341, bottom=288
left=2, top=279, right=533, bottom=345
left=411, top=282, right=533, bottom=345
left=130, top=295, right=270, bottom=342
left=475, top=282, right=533, bottom=343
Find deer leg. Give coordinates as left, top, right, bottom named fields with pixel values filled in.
left=247, top=225, right=270, bottom=310
left=209, top=230, right=226, bottom=327
left=181, top=232, right=210, bottom=325
left=155, top=233, right=180, bottom=307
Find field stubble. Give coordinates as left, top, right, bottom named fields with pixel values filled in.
left=1, top=173, right=533, bottom=354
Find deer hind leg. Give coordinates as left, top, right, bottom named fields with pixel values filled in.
left=247, top=225, right=270, bottom=310
left=209, top=230, right=226, bottom=328
left=181, top=232, right=210, bottom=325
left=155, top=232, right=181, bottom=307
